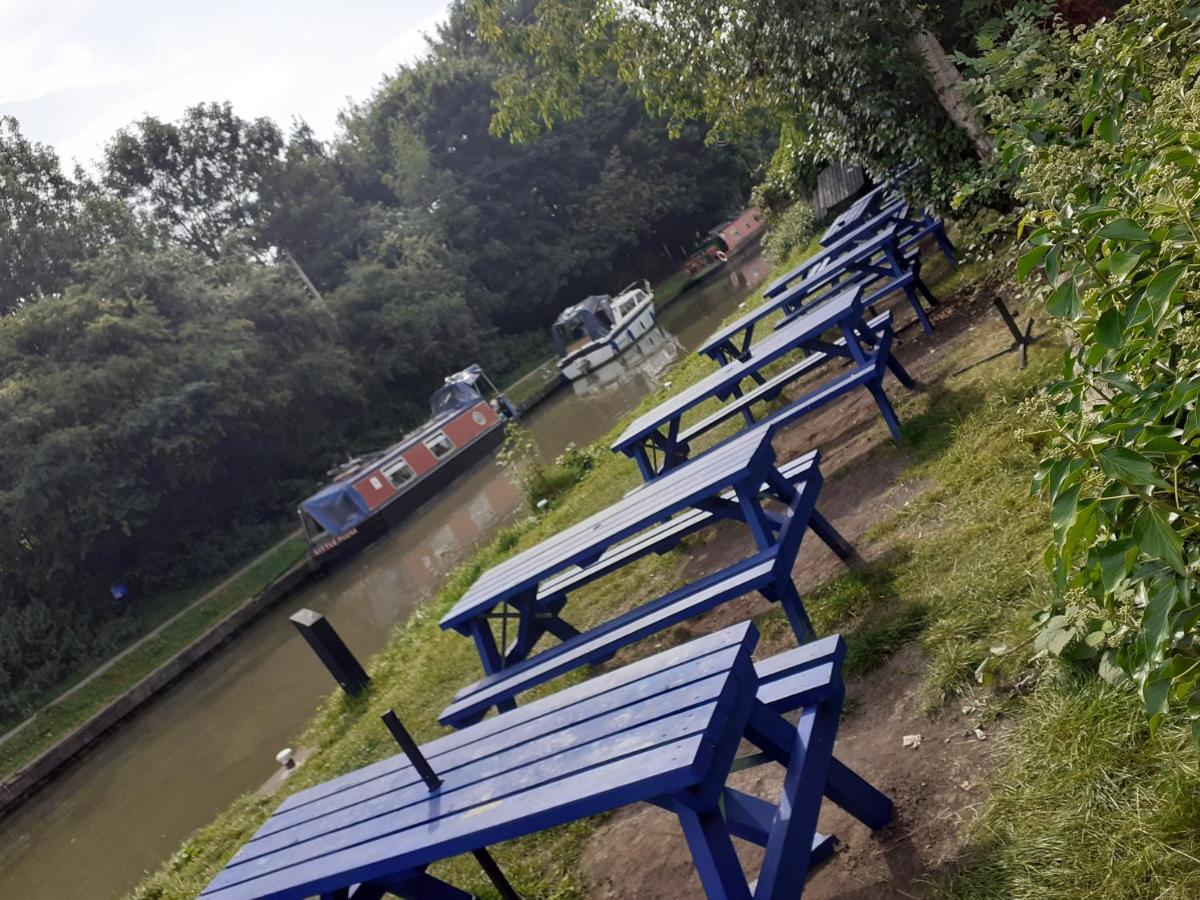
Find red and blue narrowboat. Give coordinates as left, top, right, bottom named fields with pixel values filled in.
left=298, top=366, right=511, bottom=568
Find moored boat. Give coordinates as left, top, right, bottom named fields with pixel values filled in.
left=298, top=366, right=510, bottom=568
left=681, top=207, right=766, bottom=288
left=552, top=281, right=656, bottom=380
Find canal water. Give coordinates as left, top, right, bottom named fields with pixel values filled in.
left=0, top=251, right=769, bottom=899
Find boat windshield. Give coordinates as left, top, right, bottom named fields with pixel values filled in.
left=429, top=381, right=483, bottom=417
left=613, top=292, right=644, bottom=319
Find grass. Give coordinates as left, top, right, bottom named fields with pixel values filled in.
left=131, top=242, right=1200, bottom=900
left=929, top=678, right=1200, bottom=899
left=0, top=535, right=308, bottom=781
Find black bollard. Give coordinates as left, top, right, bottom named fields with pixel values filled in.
left=289, top=609, right=371, bottom=697
left=380, top=709, right=521, bottom=899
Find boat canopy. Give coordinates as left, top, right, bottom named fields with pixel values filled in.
left=300, top=480, right=372, bottom=536
left=430, top=365, right=486, bottom=417
left=551, top=295, right=615, bottom=357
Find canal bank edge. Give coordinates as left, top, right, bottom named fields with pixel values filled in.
left=0, top=562, right=315, bottom=821
left=0, top=363, right=579, bottom=821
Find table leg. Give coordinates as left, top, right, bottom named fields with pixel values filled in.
left=468, top=618, right=505, bottom=675
left=674, top=806, right=753, bottom=900
left=808, top=510, right=855, bottom=561
left=993, top=298, right=1036, bottom=369
left=837, top=320, right=869, bottom=365
left=763, top=578, right=815, bottom=642
left=736, top=488, right=776, bottom=551
left=632, top=444, right=655, bottom=481
left=754, top=703, right=841, bottom=899
left=866, top=369, right=904, bottom=442
left=357, top=871, right=474, bottom=899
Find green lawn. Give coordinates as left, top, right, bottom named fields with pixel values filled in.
left=131, top=245, right=1200, bottom=899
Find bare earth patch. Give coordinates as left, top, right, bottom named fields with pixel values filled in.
left=582, top=644, right=1000, bottom=900
left=579, top=269, right=1028, bottom=896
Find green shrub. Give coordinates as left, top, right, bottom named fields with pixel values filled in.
left=762, top=200, right=816, bottom=263
left=498, top=423, right=599, bottom=511
left=967, top=0, right=1200, bottom=738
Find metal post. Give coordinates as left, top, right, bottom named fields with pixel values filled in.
left=991, top=298, right=1036, bottom=369
left=289, top=609, right=371, bottom=696
left=471, top=849, right=522, bottom=900
left=379, top=709, right=522, bottom=899
left=380, top=710, right=441, bottom=791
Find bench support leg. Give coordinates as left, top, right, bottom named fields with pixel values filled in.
left=903, top=283, right=935, bottom=334
left=754, top=702, right=841, bottom=900
left=825, top=758, right=894, bottom=831
left=764, top=579, right=814, bottom=643
left=675, top=806, right=753, bottom=900
left=868, top=382, right=903, bottom=442
left=808, top=510, right=855, bottom=562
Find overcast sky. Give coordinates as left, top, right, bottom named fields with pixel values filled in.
left=0, top=0, right=453, bottom=169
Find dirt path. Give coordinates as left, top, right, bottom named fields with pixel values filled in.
left=0, top=529, right=302, bottom=749
left=579, top=266, right=1026, bottom=897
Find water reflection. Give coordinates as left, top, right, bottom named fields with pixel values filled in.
left=570, top=324, right=681, bottom=398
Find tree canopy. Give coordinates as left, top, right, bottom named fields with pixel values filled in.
left=0, top=0, right=767, bottom=724
left=468, top=0, right=1003, bottom=202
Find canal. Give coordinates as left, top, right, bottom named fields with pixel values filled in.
left=0, top=252, right=769, bottom=899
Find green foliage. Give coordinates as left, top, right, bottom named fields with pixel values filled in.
left=967, top=0, right=1200, bottom=738
left=761, top=201, right=816, bottom=263
left=469, top=0, right=990, bottom=206
left=498, top=423, right=599, bottom=510
left=104, top=102, right=285, bottom=259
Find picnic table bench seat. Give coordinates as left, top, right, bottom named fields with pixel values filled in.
left=203, top=622, right=892, bottom=900
left=535, top=449, right=847, bottom=605
left=677, top=312, right=902, bottom=449
left=676, top=312, right=910, bottom=453
left=439, top=481, right=821, bottom=729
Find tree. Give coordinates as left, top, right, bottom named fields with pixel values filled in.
left=103, top=102, right=284, bottom=259
left=0, top=117, right=86, bottom=311
left=468, top=0, right=995, bottom=195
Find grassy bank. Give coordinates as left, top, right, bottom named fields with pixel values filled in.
left=0, top=536, right=307, bottom=782
left=133, top=245, right=1199, bottom=899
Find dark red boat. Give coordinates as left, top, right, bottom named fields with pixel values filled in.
left=298, top=367, right=510, bottom=568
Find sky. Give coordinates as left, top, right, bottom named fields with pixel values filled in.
left=0, top=0, right=453, bottom=169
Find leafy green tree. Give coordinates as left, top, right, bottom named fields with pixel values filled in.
left=0, top=117, right=88, bottom=311
left=103, top=102, right=284, bottom=259
left=968, top=0, right=1200, bottom=737
left=468, top=0, right=997, bottom=198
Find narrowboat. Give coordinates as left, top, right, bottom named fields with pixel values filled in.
left=681, top=207, right=766, bottom=287
left=298, top=366, right=510, bottom=568
left=552, top=281, right=656, bottom=380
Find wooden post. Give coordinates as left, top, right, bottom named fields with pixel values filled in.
left=289, top=609, right=370, bottom=696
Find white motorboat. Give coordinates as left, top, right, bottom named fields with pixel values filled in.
left=551, top=281, right=656, bottom=380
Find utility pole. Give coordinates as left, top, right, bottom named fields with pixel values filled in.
left=283, top=249, right=324, bottom=303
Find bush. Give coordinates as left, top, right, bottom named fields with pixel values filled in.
left=968, top=0, right=1200, bottom=738
left=761, top=200, right=816, bottom=263
left=498, top=424, right=599, bottom=511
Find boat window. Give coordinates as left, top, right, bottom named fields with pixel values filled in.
left=616, top=297, right=637, bottom=318
left=424, top=431, right=455, bottom=459
left=382, top=458, right=415, bottom=488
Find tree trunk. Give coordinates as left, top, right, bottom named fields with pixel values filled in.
left=910, top=29, right=994, bottom=160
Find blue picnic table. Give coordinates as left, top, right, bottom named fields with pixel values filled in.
left=820, top=183, right=894, bottom=247
left=201, top=621, right=893, bottom=900
left=709, top=222, right=936, bottom=363
left=761, top=207, right=910, bottom=303
left=435, top=423, right=855, bottom=727
left=613, top=285, right=914, bottom=479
